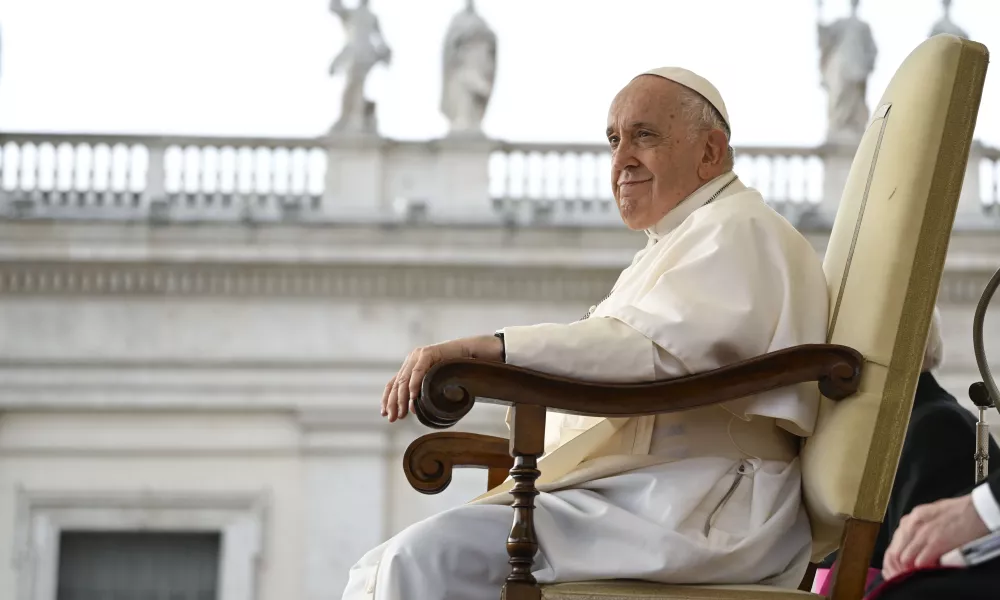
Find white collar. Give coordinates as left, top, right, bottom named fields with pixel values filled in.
left=644, top=172, right=744, bottom=241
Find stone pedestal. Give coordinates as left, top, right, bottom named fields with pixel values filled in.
left=819, top=142, right=858, bottom=227
left=821, top=140, right=992, bottom=231
left=955, top=142, right=989, bottom=230
left=322, top=133, right=388, bottom=221
left=429, top=136, right=496, bottom=223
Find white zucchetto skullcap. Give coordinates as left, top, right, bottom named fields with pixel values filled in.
left=638, top=67, right=730, bottom=131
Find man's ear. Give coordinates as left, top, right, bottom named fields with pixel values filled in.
left=698, top=129, right=729, bottom=178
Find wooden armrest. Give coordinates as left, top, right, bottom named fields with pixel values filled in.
left=414, top=343, right=862, bottom=429
left=403, top=432, right=515, bottom=494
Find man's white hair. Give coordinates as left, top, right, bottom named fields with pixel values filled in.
left=677, top=87, right=735, bottom=165
left=922, top=306, right=944, bottom=372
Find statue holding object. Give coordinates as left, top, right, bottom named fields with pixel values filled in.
left=329, top=0, right=392, bottom=135
left=441, top=0, right=497, bottom=137
left=817, top=0, right=878, bottom=144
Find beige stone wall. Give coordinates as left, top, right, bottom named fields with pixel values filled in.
left=0, top=219, right=997, bottom=599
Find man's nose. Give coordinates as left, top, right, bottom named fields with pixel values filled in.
left=611, top=141, right=639, bottom=173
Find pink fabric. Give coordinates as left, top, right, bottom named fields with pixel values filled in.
left=863, top=565, right=962, bottom=600
left=811, top=566, right=880, bottom=595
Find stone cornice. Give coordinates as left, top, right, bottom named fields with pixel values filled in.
left=0, top=259, right=994, bottom=303
left=0, top=261, right=618, bottom=302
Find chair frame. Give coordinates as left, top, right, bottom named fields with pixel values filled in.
left=402, top=344, right=866, bottom=600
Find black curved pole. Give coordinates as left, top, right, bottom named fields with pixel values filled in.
left=973, top=265, right=1000, bottom=413
left=971, top=265, right=1000, bottom=484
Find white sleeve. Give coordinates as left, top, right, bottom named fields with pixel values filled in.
left=501, top=317, right=686, bottom=383
left=972, top=483, right=1000, bottom=532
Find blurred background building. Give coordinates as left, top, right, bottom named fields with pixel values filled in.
left=0, top=0, right=999, bottom=599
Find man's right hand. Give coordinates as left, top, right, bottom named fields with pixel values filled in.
left=380, top=335, right=504, bottom=423
left=882, top=494, right=990, bottom=580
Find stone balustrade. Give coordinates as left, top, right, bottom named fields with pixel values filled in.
left=1, top=132, right=997, bottom=228
left=490, top=142, right=826, bottom=227
left=0, top=133, right=327, bottom=222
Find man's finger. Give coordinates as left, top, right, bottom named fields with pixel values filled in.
left=882, top=552, right=898, bottom=581
left=389, top=350, right=418, bottom=421
left=395, top=370, right=411, bottom=420
left=396, top=376, right=409, bottom=419
left=381, top=379, right=395, bottom=417
left=409, top=353, right=433, bottom=402
left=883, top=520, right=915, bottom=580
left=386, top=379, right=400, bottom=422
left=914, top=538, right=947, bottom=569
left=897, top=529, right=927, bottom=574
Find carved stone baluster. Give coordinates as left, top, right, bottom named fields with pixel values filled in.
left=283, top=148, right=293, bottom=208
left=246, top=147, right=258, bottom=217
left=15, top=143, right=26, bottom=198
left=993, top=160, right=999, bottom=212
left=523, top=151, right=533, bottom=203
left=593, top=152, right=603, bottom=202
left=31, top=143, right=44, bottom=206
left=503, top=151, right=515, bottom=208
left=270, top=149, right=280, bottom=215
left=195, top=146, right=208, bottom=211
left=65, top=143, right=78, bottom=207
left=783, top=155, right=792, bottom=202
left=214, top=146, right=227, bottom=209
left=84, top=144, right=97, bottom=207
left=503, top=403, right=545, bottom=600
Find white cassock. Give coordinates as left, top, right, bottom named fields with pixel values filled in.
left=342, top=173, right=830, bottom=600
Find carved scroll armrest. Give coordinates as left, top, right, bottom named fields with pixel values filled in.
left=413, top=343, right=863, bottom=429
left=403, top=432, right=515, bottom=494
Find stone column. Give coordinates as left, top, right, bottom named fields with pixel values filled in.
left=322, top=133, right=388, bottom=221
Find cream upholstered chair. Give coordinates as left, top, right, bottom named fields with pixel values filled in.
left=404, top=34, right=988, bottom=600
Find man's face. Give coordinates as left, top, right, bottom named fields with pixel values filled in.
left=606, top=76, right=706, bottom=231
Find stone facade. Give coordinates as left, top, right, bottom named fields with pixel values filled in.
left=1, top=199, right=999, bottom=598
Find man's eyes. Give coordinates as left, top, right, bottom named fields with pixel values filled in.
left=608, top=131, right=653, bottom=146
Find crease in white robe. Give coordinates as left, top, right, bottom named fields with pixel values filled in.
left=342, top=173, right=829, bottom=599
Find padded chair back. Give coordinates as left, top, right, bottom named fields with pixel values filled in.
left=800, top=34, right=989, bottom=559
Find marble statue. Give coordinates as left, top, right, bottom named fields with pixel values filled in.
left=930, top=0, right=968, bottom=39
left=440, top=0, right=497, bottom=137
left=817, top=0, right=878, bottom=144
left=329, top=0, right=392, bottom=135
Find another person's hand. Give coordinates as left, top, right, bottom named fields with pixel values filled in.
left=381, top=335, right=503, bottom=422
left=882, top=494, right=989, bottom=580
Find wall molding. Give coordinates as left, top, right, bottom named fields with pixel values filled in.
left=0, top=261, right=615, bottom=302
left=0, top=260, right=994, bottom=304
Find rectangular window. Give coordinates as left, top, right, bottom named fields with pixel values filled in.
left=56, top=531, right=221, bottom=600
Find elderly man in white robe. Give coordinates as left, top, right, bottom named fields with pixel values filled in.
left=342, top=67, right=829, bottom=600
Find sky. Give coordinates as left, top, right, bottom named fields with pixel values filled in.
left=1, top=0, right=998, bottom=147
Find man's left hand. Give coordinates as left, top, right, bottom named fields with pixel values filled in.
left=883, top=494, right=989, bottom=580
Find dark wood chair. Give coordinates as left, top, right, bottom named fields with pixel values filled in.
left=401, top=34, right=987, bottom=600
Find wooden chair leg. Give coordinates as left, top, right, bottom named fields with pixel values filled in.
left=829, top=518, right=881, bottom=600
left=502, top=403, right=546, bottom=600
